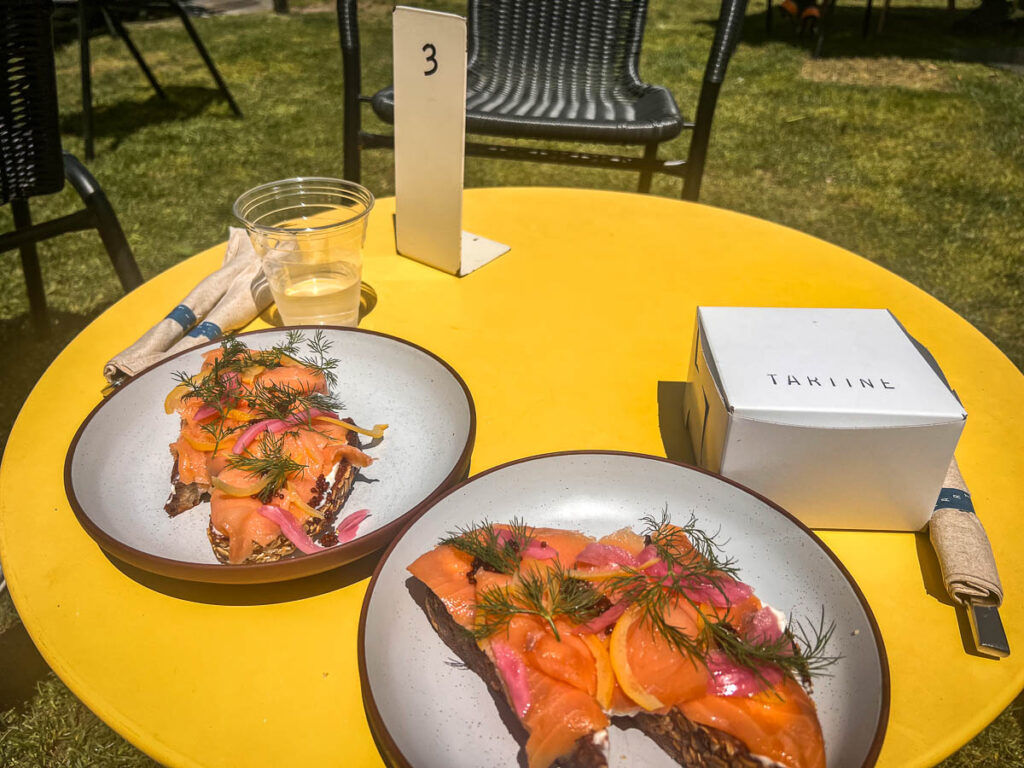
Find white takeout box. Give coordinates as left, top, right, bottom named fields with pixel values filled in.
left=683, top=307, right=967, bottom=531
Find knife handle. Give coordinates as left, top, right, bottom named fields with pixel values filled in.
left=967, top=601, right=1010, bottom=658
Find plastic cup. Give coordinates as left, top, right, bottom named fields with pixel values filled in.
left=233, top=178, right=374, bottom=327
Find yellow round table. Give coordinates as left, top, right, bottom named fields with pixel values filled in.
left=1, top=188, right=1021, bottom=767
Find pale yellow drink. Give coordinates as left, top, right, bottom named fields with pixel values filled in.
left=278, top=265, right=361, bottom=326
left=234, top=179, right=374, bottom=328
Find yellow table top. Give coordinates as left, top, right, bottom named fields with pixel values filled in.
left=1, top=187, right=1021, bottom=768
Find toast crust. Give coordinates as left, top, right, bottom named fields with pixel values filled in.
left=205, top=425, right=362, bottom=564
left=622, top=710, right=763, bottom=768
left=164, top=456, right=210, bottom=517
left=164, top=418, right=363, bottom=564
left=423, top=590, right=609, bottom=768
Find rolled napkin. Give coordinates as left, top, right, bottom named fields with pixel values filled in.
left=104, top=228, right=270, bottom=383
left=929, top=457, right=1003, bottom=607
left=162, top=252, right=273, bottom=358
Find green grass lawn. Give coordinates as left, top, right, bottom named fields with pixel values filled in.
left=1, top=0, right=1022, bottom=765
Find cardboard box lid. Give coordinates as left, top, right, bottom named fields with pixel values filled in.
left=697, top=307, right=967, bottom=428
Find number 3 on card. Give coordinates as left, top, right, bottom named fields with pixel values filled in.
left=423, top=43, right=438, bottom=76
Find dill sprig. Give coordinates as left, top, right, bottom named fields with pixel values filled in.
left=171, top=332, right=342, bottom=417
left=172, top=361, right=233, bottom=408
left=243, top=380, right=342, bottom=422
left=473, top=563, right=605, bottom=641
left=274, top=329, right=304, bottom=358
left=604, top=570, right=709, bottom=666
left=226, top=432, right=306, bottom=503
left=642, top=509, right=739, bottom=580
left=440, top=519, right=534, bottom=575
left=697, top=606, right=839, bottom=692
left=199, top=415, right=245, bottom=455
left=598, top=511, right=840, bottom=689
left=293, top=329, right=339, bottom=389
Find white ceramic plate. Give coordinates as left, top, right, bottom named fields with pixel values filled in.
left=360, top=451, right=888, bottom=768
left=65, top=327, right=475, bottom=584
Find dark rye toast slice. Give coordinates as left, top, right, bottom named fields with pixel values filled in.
left=165, top=455, right=210, bottom=517
left=206, top=422, right=363, bottom=564
left=622, top=711, right=764, bottom=767
left=419, top=588, right=766, bottom=768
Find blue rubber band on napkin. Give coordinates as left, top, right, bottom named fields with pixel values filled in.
left=166, top=305, right=197, bottom=330
left=186, top=321, right=222, bottom=340
left=935, top=487, right=975, bottom=515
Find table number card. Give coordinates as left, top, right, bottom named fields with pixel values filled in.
left=393, top=6, right=510, bottom=276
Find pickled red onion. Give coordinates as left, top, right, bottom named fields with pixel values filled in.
left=491, top=640, right=531, bottom=717
left=336, top=509, right=370, bottom=543
left=678, top=576, right=753, bottom=608
left=642, top=557, right=753, bottom=608
left=644, top=559, right=669, bottom=579
left=232, top=419, right=278, bottom=454
left=576, top=543, right=640, bottom=569
left=522, top=541, right=558, bottom=560
left=706, top=650, right=783, bottom=697
left=575, top=601, right=628, bottom=635
left=193, top=405, right=219, bottom=421
left=741, top=606, right=786, bottom=646
left=256, top=505, right=320, bottom=554
left=286, top=408, right=339, bottom=426
left=231, top=409, right=340, bottom=455
left=637, top=544, right=659, bottom=564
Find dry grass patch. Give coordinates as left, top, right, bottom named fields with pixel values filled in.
left=800, top=56, right=954, bottom=90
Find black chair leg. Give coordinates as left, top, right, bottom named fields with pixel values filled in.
left=79, top=0, right=95, bottom=161
left=63, top=153, right=144, bottom=293
left=103, top=5, right=167, bottom=100
left=814, top=0, right=835, bottom=57
left=862, top=0, right=874, bottom=36
left=338, top=0, right=363, bottom=182
left=637, top=142, right=658, bottom=194
left=169, top=0, right=243, bottom=117
left=343, top=123, right=362, bottom=183
left=766, top=0, right=774, bottom=33
left=10, top=199, right=49, bottom=330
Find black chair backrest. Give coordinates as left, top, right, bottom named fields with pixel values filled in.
left=705, top=0, right=746, bottom=85
left=467, top=0, right=651, bottom=97
left=0, top=0, right=65, bottom=204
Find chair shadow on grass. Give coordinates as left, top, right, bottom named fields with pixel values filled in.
left=702, top=5, right=1023, bottom=68
left=58, top=85, right=227, bottom=154
left=0, top=620, right=52, bottom=713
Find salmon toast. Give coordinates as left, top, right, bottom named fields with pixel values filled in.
left=163, top=331, right=386, bottom=564
left=407, top=516, right=835, bottom=768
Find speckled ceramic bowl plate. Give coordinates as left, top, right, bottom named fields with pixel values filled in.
left=360, top=451, right=888, bottom=768
left=65, top=327, right=475, bottom=584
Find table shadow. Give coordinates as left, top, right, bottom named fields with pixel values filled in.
left=915, top=533, right=1000, bottom=659
left=104, top=549, right=383, bottom=606
left=657, top=380, right=696, bottom=465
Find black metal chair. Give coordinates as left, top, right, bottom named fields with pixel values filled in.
left=72, top=0, right=242, bottom=160
left=338, top=0, right=748, bottom=201
left=1, top=0, right=143, bottom=330
left=766, top=0, right=931, bottom=58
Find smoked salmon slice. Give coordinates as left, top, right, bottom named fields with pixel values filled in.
left=409, top=516, right=835, bottom=768
left=164, top=332, right=384, bottom=564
